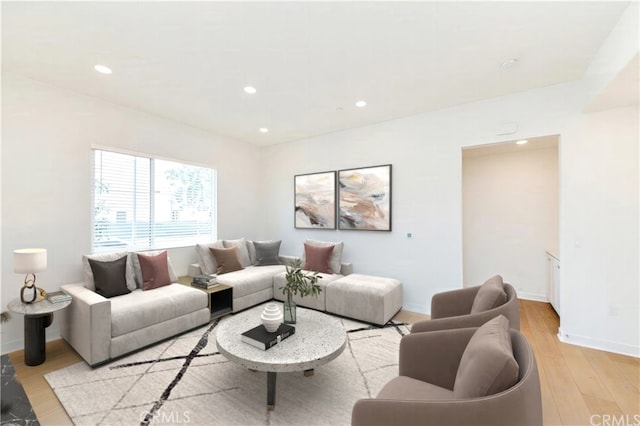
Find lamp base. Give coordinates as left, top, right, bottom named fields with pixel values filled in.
left=21, top=285, right=37, bottom=303
left=20, top=273, right=46, bottom=304
left=20, top=284, right=46, bottom=304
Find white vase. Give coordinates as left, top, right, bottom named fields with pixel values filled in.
left=261, top=303, right=283, bottom=333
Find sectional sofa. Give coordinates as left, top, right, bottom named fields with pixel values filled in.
left=60, top=239, right=402, bottom=367
left=194, top=238, right=403, bottom=326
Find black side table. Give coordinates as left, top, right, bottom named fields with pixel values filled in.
left=8, top=298, right=71, bottom=366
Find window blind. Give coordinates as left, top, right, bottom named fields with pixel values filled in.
left=92, top=149, right=216, bottom=253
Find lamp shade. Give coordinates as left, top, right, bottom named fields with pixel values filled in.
left=13, top=248, right=47, bottom=273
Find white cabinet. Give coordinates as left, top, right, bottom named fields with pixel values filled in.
left=546, top=252, right=560, bottom=315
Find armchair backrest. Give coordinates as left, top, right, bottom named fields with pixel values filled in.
left=351, top=328, right=542, bottom=426
left=414, top=283, right=520, bottom=334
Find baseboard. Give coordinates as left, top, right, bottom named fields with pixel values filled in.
left=517, top=292, right=548, bottom=302
left=557, top=327, right=640, bottom=358
left=401, top=302, right=429, bottom=316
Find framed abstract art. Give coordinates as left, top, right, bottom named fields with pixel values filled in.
left=294, top=171, right=336, bottom=229
left=338, top=164, right=392, bottom=231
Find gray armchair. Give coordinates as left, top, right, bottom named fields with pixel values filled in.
left=351, top=324, right=542, bottom=426
left=411, top=281, right=520, bottom=333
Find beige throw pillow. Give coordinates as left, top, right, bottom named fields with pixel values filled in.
left=453, top=315, right=519, bottom=398
left=210, top=246, right=244, bottom=275
left=222, top=238, right=252, bottom=268
left=470, top=275, right=506, bottom=313
left=195, top=241, right=224, bottom=275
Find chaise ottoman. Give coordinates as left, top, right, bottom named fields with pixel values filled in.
left=326, top=274, right=402, bottom=326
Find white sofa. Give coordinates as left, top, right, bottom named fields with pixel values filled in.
left=59, top=251, right=210, bottom=367
left=194, top=239, right=351, bottom=312
left=194, top=239, right=401, bottom=325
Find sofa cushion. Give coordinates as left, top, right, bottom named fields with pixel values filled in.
left=302, top=239, right=344, bottom=274
left=137, top=251, right=172, bottom=291
left=303, top=243, right=334, bottom=274
left=88, top=256, right=131, bottom=298
left=453, top=315, right=519, bottom=398
left=222, top=238, right=252, bottom=267
left=253, top=240, right=282, bottom=266
left=131, top=250, right=178, bottom=288
left=273, top=271, right=341, bottom=311
left=110, top=284, right=207, bottom=337
left=470, top=275, right=506, bottom=313
left=211, top=246, right=244, bottom=274
left=217, top=265, right=286, bottom=298
left=377, top=376, right=454, bottom=401
left=195, top=241, right=224, bottom=275
left=82, top=251, right=137, bottom=292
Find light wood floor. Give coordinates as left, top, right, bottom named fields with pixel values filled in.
left=8, top=300, right=639, bottom=425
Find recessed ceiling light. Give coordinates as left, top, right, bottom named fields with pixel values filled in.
left=244, top=86, right=257, bottom=94
left=355, top=100, right=367, bottom=108
left=94, top=64, right=112, bottom=74
left=500, top=58, right=518, bottom=69
left=516, top=139, right=528, bottom=145
left=259, top=128, right=269, bottom=133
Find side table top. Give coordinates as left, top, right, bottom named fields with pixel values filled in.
left=7, top=298, right=71, bottom=316
left=216, top=304, right=347, bottom=373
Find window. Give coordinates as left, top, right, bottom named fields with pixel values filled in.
left=92, top=149, right=216, bottom=253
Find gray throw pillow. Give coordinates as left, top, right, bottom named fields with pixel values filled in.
left=470, top=275, right=506, bottom=313
left=453, top=315, right=519, bottom=398
left=88, top=256, right=131, bottom=298
left=253, top=240, right=282, bottom=266
left=82, top=251, right=137, bottom=291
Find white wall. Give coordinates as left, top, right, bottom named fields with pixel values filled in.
left=260, top=82, right=584, bottom=314
left=1, top=73, right=263, bottom=353
left=559, top=105, right=639, bottom=357
left=462, top=143, right=559, bottom=300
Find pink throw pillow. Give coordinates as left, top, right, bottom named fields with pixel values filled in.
left=303, top=243, right=334, bottom=274
left=137, top=251, right=172, bottom=290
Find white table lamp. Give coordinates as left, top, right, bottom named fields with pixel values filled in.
left=14, top=248, right=47, bottom=303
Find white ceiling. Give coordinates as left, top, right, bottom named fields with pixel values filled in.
left=1, top=1, right=631, bottom=146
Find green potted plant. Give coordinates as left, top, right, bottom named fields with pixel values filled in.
left=280, top=258, right=321, bottom=324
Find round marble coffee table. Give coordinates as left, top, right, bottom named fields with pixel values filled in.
left=216, top=304, right=346, bottom=410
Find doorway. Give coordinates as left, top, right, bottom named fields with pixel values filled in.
left=461, top=135, right=559, bottom=302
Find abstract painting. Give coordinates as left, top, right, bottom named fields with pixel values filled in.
left=294, top=171, right=336, bottom=229
left=338, top=164, right=392, bottom=231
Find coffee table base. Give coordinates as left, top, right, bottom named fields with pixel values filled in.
left=265, top=369, right=315, bottom=411
left=267, top=372, right=277, bottom=411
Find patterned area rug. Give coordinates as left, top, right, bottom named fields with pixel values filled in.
left=45, top=305, right=409, bottom=426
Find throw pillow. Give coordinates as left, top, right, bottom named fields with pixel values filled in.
left=82, top=251, right=137, bottom=292
left=247, top=241, right=257, bottom=265
left=470, top=275, right=507, bottom=313
left=137, top=251, right=172, bottom=291
left=88, top=255, right=131, bottom=298
left=303, top=243, right=334, bottom=274
left=195, top=241, right=224, bottom=275
left=131, top=250, right=178, bottom=288
left=253, top=240, right=282, bottom=266
left=453, top=315, right=519, bottom=398
left=222, top=238, right=252, bottom=268
left=210, top=246, right=244, bottom=274
left=302, top=239, right=344, bottom=274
